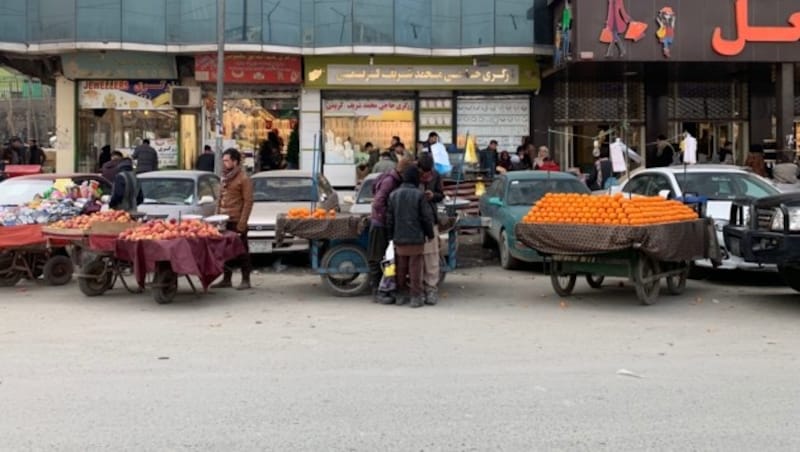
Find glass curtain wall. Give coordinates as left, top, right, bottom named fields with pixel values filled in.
left=1, top=0, right=548, bottom=48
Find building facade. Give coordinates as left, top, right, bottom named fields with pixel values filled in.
left=544, top=0, right=800, bottom=171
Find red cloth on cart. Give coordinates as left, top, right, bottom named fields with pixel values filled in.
left=87, top=234, right=119, bottom=253
left=0, top=224, right=45, bottom=249
left=114, top=232, right=246, bottom=290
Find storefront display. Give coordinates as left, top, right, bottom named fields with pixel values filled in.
left=456, top=95, right=530, bottom=151
left=77, top=80, right=179, bottom=172
left=419, top=98, right=453, bottom=145
left=322, top=98, right=416, bottom=160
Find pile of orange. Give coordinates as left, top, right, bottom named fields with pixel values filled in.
left=522, top=193, right=698, bottom=226
left=286, top=207, right=336, bottom=220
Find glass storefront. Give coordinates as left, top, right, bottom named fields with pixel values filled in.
left=456, top=95, right=531, bottom=152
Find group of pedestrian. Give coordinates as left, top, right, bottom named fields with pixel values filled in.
left=479, top=140, right=561, bottom=177
left=369, top=142, right=445, bottom=308
left=1, top=137, right=46, bottom=167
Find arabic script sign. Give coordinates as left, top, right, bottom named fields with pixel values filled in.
left=323, top=100, right=415, bottom=116
left=195, top=54, right=302, bottom=84
left=321, top=65, right=520, bottom=86
left=79, top=80, right=176, bottom=110
left=712, top=0, right=800, bottom=56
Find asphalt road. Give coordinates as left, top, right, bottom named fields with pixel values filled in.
left=1, top=260, right=799, bottom=451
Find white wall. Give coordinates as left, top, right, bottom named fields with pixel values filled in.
left=54, top=76, right=76, bottom=173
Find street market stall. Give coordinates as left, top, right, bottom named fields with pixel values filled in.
left=515, top=193, right=720, bottom=305
left=0, top=224, right=74, bottom=287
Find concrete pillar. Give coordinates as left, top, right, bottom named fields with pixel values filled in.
left=299, top=88, right=321, bottom=173
left=54, top=76, right=76, bottom=173
left=645, top=72, right=669, bottom=146
left=776, top=63, right=795, bottom=151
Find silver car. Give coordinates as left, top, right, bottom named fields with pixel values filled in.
left=248, top=170, right=339, bottom=255
left=137, top=170, right=220, bottom=219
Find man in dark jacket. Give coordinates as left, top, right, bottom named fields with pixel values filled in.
left=132, top=138, right=158, bottom=173
left=97, top=145, right=112, bottom=170
left=196, top=145, right=215, bottom=172
left=386, top=166, right=435, bottom=308
left=28, top=139, right=46, bottom=166
left=102, top=151, right=123, bottom=182
left=109, top=158, right=144, bottom=212
left=479, top=140, right=499, bottom=178
left=418, top=152, right=445, bottom=305
left=368, top=158, right=412, bottom=303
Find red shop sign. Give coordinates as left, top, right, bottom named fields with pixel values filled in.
left=194, top=53, right=302, bottom=84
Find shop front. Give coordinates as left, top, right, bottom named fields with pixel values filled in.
left=195, top=53, right=302, bottom=172
left=544, top=0, right=799, bottom=170
left=302, top=56, right=540, bottom=187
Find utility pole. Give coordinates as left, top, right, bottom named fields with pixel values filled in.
left=215, top=0, right=226, bottom=176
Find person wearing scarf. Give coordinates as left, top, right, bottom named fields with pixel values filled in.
left=213, top=148, right=254, bottom=290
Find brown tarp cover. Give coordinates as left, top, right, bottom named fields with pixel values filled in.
left=515, top=218, right=721, bottom=262
left=115, top=232, right=246, bottom=289
left=0, top=225, right=45, bottom=250
left=275, top=215, right=369, bottom=244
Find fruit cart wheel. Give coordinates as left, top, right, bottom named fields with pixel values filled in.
left=43, top=255, right=74, bottom=286
left=550, top=266, right=577, bottom=297
left=586, top=274, right=605, bottom=289
left=320, top=244, right=371, bottom=297
left=778, top=265, right=800, bottom=293
left=666, top=263, right=689, bottom=296
left=153, top=265, right=178, bottom=305
left=499, top=230, right=520, bottom=270
left=78, top=259, right=114, bottom=297
left=0, top=252, right=22, bottom=287
left=634, top=256, right=660, bottom=305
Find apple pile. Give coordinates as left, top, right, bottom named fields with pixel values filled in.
left=118, top=219, right=222, bottom=241
left=50, top=210, right=133, bottom=230
left=287, top=207, right=336, bottom=220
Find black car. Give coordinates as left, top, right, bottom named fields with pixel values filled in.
left=724, top=193, right=800, bottom=292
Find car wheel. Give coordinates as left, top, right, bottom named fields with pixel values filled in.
left=778, top=264, right=800, bottom=293
left=499, top=230, right=520, bottom=270
left=480, top=226, right=494, bottom=249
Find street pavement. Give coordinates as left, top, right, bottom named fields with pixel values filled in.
left=1, top=258, right=799, bottom=451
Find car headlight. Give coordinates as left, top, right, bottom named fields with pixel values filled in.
left=771, top=208, right=800, bottom=231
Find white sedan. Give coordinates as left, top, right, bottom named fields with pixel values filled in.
left=608, top=165, right=782, bottom=271
left=247, top=170, right=339, bottom=255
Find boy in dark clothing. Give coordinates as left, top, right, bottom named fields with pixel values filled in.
left=386, top=166, right=435, bottom=308
left=418, top=152, right=445, bottom=305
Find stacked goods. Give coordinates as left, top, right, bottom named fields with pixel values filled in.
left=50, top=210, right=133, bottom=231
left=118, top=219, right=221, bottom=241
left=522, top=193, right=698, bottom=226
left=286, top=207, right=336, bottom=220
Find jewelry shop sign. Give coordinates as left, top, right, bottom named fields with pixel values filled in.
left=313, top=65, right=520, bottom=87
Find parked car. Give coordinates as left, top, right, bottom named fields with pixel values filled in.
left=724, top=192, right=800, bottom=292
left=137, top=171, right=220, bottom=219
left=479, top=171, right=590, bottom=269
left=0, top=173, right=111, bottom=209
left=608, top=165, right=781, bottom=271
left=248, top=170, right=339, bottom=254
left=349, top=172, right=470, bottom=216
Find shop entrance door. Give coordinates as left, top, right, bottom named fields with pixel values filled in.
left=674, top=122, right=745, bottom=164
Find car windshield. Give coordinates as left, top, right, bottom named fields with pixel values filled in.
left=0, top=180, right=53, bottom=206
left=675, top=172, right=779, bottom=200
left=356, top=178, right=377, bottom=204
left=253, top=177, right=316, bottom=202
left=507, top=179, right=589, bottom=206
left=140, top=178, right=195, bottom=205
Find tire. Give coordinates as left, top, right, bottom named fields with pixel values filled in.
left=550, top=265, right=577, bottom=297
left=78, top=259, right=114, bottom=297
left=778, top=264, right=800, bottom=293
left=0, top=252, right=22, bottom=287
left=320, top=244, right=371, bottom=297
left=480, top=227, right=493, bottom=249
left=152, top=265, right=178, bottom=304
left=666, top=263, right=689, bottom=295
left=586, top=274, right=605, bottom=289
left=499, top=230, right=520, bottom=270
left=42, top=255, right=74, bottom=286
left=635, top=255, right=660, bottom=305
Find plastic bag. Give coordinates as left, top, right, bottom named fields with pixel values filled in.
left=431, top=142, right=452, bottom=176
left=379, top=240, right=396, bottom=293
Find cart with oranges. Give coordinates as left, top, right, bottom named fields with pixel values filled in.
left=515, top=194, right=720, bottom=305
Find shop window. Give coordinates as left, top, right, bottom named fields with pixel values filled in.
left=431, top=0, right=460, bottom=48
left=225, top=0, right=261, bottom=43
left=311, top=0, right=352, bottom=46
left=166, top=0, right=216, bottom=44
left=494, top=0, right=535, bottom=47
left=461, top=0, right=493, bottom=47
left=457, top=95, right=530, bottom=153
left=77, top=0, right=121, bottom=41
left=394, top=0, right=431, bottom=47
left=262, top=0, right=301, bottom=46
left=123, top=0, right=166, bottom=44
left=354, top=0, right=393, bottom=45
left=0, top=0, right=27, bottom=43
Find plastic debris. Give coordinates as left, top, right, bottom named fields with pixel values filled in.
left=616, top=369, right=643, bottom=379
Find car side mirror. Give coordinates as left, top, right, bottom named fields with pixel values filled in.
left=489, top=197, right=504, bottom=207
left=198, top=195, right=215, bottom=205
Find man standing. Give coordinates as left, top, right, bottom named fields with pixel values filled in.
left=109, top=158, right=144, bottom=213
left=479, top=140, right=499, bottom=178
left=655, top=135, right=675, bottom=167
left=368, top=159, right=412, bottom=303
left=418, top=152, right=445, bottom=305
left=102, top=151, right=124, bottom=182
left=372, top=148, right=397, bottom=174
left=132, top=138, right=159, bottom=173
left=28, top=139, right=45, bottom=166
left=213, top=149, right=254, bottom=291
left=196, top=145, right=215, bottom=172
left=8, top=137, right=25, bottom=164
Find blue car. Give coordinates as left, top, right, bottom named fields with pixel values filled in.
left=479, top=171, right=590, bottom=269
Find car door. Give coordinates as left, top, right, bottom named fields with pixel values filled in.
left=487, top=178, right=507, bottom=241
left=622, top=174, right=652, bottom=196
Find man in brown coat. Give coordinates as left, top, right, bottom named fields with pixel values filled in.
left=213, top=148, right=254, bottom=290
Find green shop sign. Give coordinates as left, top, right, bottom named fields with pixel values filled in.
left=304, top=56, right=540, bottom=91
